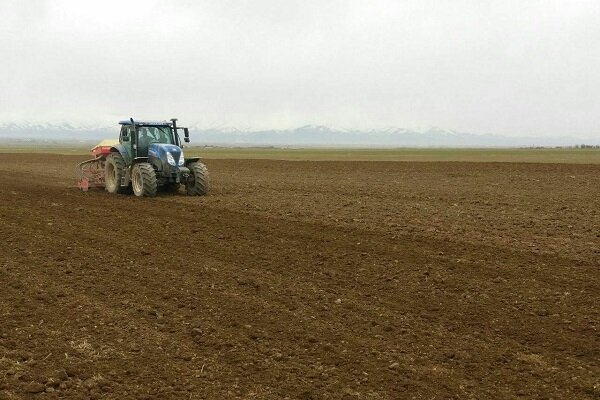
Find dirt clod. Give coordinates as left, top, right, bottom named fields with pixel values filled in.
left=23, top=382, right=46, bottom=393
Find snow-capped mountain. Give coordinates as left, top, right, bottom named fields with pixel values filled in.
left=0, top=122, right=114, bottom=144
left=0, top=122, right=595, bottom=147
left=185, top=124, right=592, bottom=147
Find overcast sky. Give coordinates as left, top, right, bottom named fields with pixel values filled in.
left=1, top=0, right=599, bottom=137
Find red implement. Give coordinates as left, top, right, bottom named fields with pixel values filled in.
left=77, top=158, right=105, bottom=190
left=92, top=145, right=112, bottom=158
left=77, top=140, right=117, bottom=191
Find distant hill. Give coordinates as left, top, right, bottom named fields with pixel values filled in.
left=0, top=122, right=595, bottom=147
left=189, top=125, right=592, bottom=147
left=0, top=122, right=113, bottom=145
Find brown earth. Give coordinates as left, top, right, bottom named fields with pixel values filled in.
left=0, top=153, right=598, bottom=399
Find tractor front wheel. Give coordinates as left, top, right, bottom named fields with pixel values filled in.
left=186, top=162, right=209, bottom=196
left=131, top=163, right=157, bottom=197
left=105, top=153, right=128, bottom=194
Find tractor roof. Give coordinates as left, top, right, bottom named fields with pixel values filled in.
left=119, top=120, right=171, bottom=126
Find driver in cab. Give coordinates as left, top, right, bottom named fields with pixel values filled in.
left=137, top=128, right=154, bottom=155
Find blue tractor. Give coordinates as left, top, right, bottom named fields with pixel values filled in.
left=100, top=118, right=208, bottom=197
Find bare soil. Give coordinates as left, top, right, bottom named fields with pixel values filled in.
left=0, top=154, right=598, bottom=399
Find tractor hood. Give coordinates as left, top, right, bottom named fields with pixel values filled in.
left=148, top=143, right=183, bottom=166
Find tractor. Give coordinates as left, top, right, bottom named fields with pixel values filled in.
left=78, top=118, right=208, bottom=197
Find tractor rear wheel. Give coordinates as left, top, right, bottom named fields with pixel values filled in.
left=105, top=153, right=128, bottom=194
left=186, top=162, right=209, bottom=196
left=131, top=163, right=157, bottom=197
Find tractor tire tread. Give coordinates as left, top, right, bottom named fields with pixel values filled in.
left=105, top=153, right=129, bottom=194
left=186, top=162, right=209, bottom=196
left=133, top=163, right=157, bottom=197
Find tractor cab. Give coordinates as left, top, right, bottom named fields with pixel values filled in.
left=118, top=120, right=186, bottom=158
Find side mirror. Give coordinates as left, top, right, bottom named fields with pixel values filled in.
left=183, top=128, right=190, bottom=143
left=184, top=137, right=190, bottom=143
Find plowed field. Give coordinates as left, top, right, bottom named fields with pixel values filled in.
left=1, top=154, right=598, bottom=399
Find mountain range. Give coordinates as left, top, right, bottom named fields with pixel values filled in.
left=0, top=122, right=596, bottom=147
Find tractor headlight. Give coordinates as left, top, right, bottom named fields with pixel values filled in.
left=178, top=151, right=185, bottom=166
left=167, top=152, right=177, bottom=166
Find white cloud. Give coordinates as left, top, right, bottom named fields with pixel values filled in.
left=1, top=0, right=599, bottom=137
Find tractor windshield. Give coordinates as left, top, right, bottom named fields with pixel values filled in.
left=137, top=126, right=174, bottom=146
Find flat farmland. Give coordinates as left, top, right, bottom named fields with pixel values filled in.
left=0, top=153, right=598, bottom=399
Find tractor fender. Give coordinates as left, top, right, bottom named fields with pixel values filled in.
left=184, top=157, right=202, bottom=165
left=140, top=154, right=164, bottom=173
left=110, top=144, right=132, bottom=165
